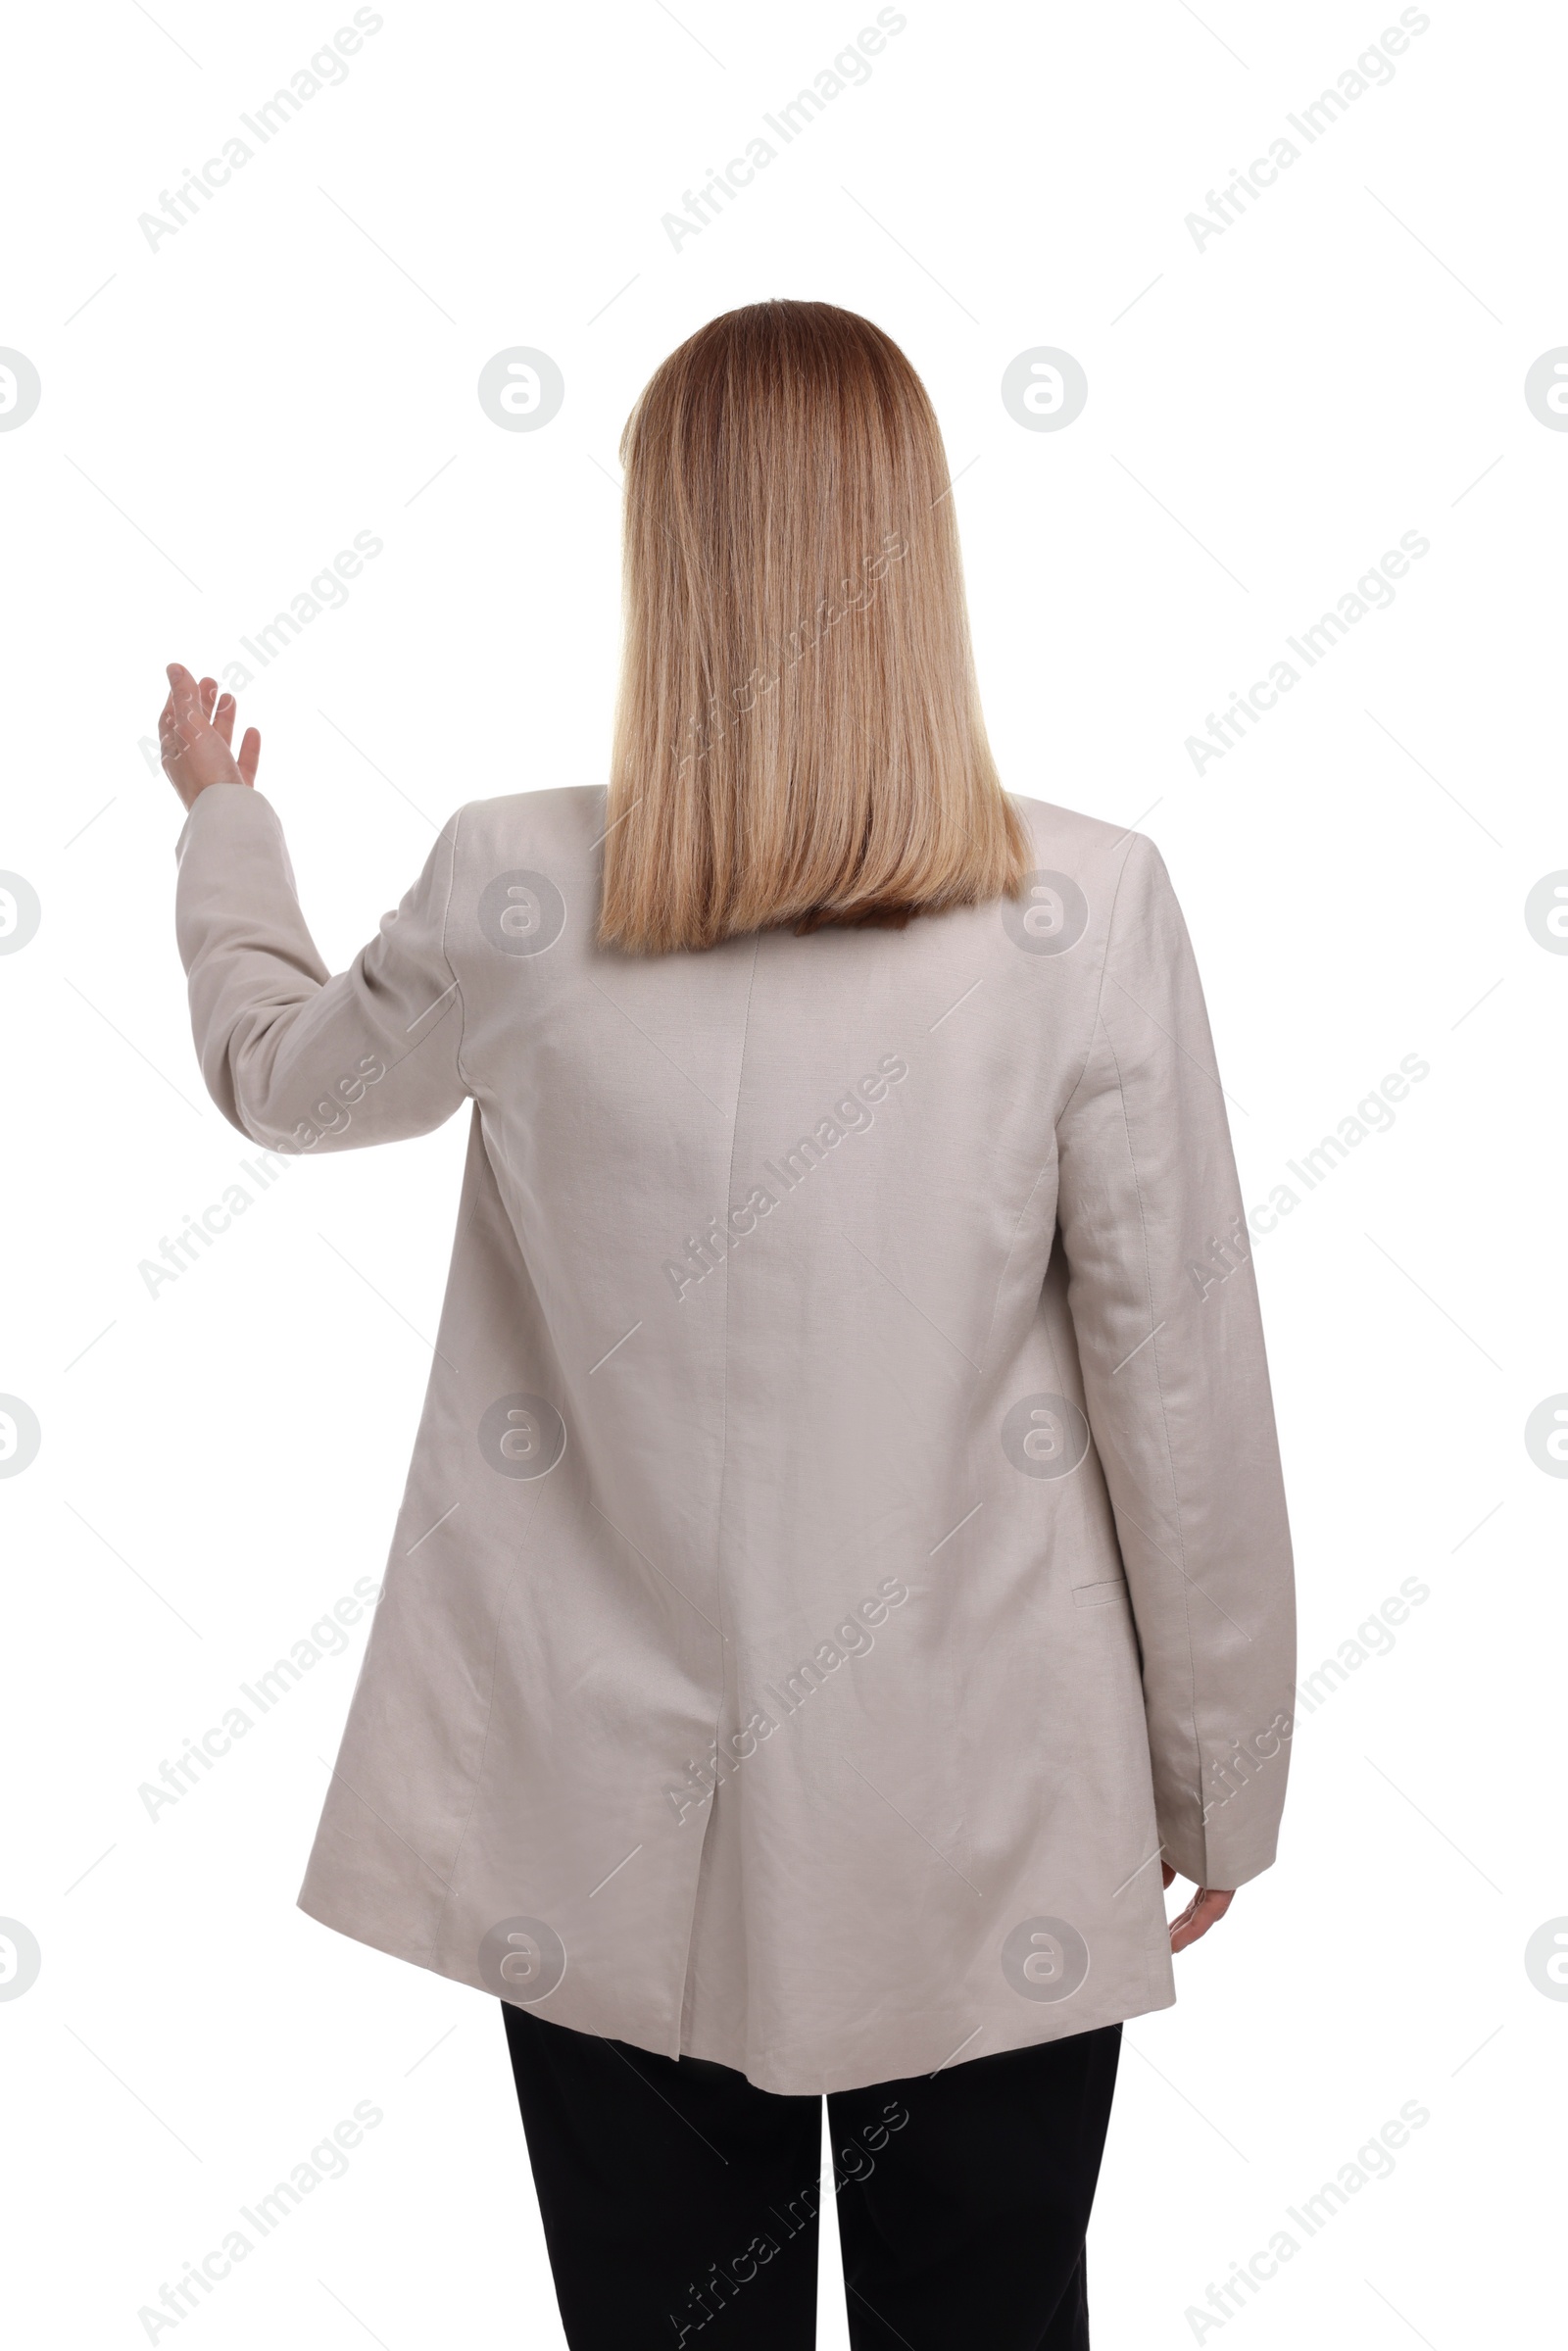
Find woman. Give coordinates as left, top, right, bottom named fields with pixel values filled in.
left=160, top=299, right=1295, bottom=2349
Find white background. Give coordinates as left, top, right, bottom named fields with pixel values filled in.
left=2, top=1, right=1564, bottom=2343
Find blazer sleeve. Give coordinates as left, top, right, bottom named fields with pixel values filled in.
left=173, top=782, right=467, bottom=1153
left=1054, top=833, right=1296, bottom=1889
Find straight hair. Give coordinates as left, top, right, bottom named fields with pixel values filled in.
left=598, top=300, right=1029, bottom=954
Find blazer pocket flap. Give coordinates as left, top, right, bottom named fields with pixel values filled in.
left=1072, top=1578, right=1130, bottom=1609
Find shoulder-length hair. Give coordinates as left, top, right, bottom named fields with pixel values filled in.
left=598, top=299, right=1029, bottom=954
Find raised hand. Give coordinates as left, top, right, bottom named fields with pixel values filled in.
left=158, top=661, right=262, bottom=810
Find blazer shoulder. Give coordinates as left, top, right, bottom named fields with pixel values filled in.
left=1008, top=792, right=1152, bottom=879
left=445, top=784, right=607, bottom=872
left=1009, top=794, right=1175, bottom=929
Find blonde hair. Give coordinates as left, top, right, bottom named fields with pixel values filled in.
left=599, top=300, right=1029, bottom=954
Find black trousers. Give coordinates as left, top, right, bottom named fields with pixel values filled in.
left=502, top=2005, right=1121, bottom=2349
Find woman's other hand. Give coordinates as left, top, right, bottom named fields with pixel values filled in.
left=1162, top=1861, right=1236, bottom=1953
left=159, top=661, right=261, bottom=810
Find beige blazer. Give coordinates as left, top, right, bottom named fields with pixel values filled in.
left=175, top=781, right=1295, bottom=2095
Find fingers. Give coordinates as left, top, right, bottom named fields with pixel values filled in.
left=165, top=665, right=206, bottom=746
left=1169, top=1886, right=1236, bottom=1955
left=159, top=663, right=256, bottom=798
left=167, top=661, right=203, bottom=723
left=165, top=665, right=241, bottom=748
